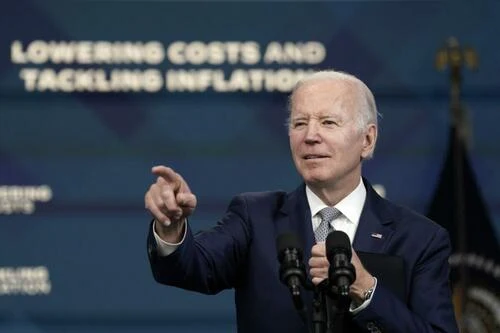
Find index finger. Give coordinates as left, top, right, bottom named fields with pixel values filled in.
left=152, top=166, right=181, bottom=188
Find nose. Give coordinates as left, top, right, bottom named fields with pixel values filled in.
left=304, top=122, right=321, bottom=144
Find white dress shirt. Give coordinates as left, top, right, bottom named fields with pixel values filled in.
left=307, top=177, right=366, bottom=244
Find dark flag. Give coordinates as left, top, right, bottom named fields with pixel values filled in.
left=427, top=125, right=500, bottom=332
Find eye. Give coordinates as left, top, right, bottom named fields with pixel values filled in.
left=292, top=121, right=307, bottom=129
left=322, top=119, right=337, bottom=126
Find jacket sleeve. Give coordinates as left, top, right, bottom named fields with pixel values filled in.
left=147, top=194, right=252, bottom=295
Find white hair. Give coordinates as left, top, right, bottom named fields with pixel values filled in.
left=288, top=70, right=380, bottom=131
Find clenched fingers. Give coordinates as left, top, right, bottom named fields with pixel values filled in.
left=309, top=243, right=329, bottom=285
left=311, top=242, right=326, bottom=256
left=145, top=190, right=171, bottom=224
left=148, top=181, right=181, bottom=215
left=309, top=257, right=329, bottom=284
left=158, top=181, right=183, bottom=216
left=309, top=256, right=329, bottom=268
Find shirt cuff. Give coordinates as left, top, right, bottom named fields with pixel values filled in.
left=350, top=277, right=378, bottom=315
left=152, top=219, right=188, bottom=256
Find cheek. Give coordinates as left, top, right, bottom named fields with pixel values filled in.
left=289, top=135, right=302, bottom=151
left=339, top=131, right=363, bottom=149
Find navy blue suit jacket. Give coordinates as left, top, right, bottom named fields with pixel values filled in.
left=148, top=180, right=458, bottom=332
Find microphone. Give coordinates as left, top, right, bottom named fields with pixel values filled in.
left=276, top=232, right=307, bottom=311
left=325, top=230, right=356, bottom=297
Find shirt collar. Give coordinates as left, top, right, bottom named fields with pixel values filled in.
left=306, top=178, right=366, bottom=224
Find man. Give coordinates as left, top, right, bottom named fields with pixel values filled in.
left=145, top=70, right=458, bottom=332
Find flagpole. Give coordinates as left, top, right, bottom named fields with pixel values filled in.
left=435, top=37, right=478, bottom=324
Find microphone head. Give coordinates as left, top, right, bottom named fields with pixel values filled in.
left=325, top=230, right=352, bottom=261
left=276, top=232, right=303, bottom=262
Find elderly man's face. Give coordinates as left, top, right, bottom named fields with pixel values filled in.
left=289, top=79, right=375, bottom=190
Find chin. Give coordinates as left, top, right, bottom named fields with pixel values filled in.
left=303, top=173, right=331, bottom=187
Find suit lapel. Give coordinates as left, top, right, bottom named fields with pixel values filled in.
left=353, top=179, right=395, bottom=254
left=275, top=184, right=314, bottom=262
left=274, top=184, right=315, bottom=308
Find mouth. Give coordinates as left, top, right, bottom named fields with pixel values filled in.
left=302, top=154, right=330, bottom=160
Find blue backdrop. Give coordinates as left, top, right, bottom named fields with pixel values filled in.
left=0, top=0, right=499, bottom=332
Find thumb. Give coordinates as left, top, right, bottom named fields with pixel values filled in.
left=177, top=192, right=197, bottom=211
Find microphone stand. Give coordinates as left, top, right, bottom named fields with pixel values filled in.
left=311, top=286, right=327, bottom=333
left=324, top=261, right=356, bottom=333
left=301, top=260, right=355, bottom=333
left=286, top=277, right=354, bottom=333
left=325, top=292, right=351, bottom=333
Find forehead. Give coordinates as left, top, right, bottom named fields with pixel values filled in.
left=290, top=79, right=359, bottom=117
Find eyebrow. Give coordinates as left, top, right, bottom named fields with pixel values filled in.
left=290, top=114, right=308, bottom=121
left=291, top=114, right=341, bottom=120
left=318, top=114, right=340, bottom=120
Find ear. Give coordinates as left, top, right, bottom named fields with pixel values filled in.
left=360, top=124, right=377, bottom=159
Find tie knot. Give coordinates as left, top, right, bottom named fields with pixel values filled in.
left=318, top=207, right=341, bottom=224
left=314, top=207, right=341, bottom=242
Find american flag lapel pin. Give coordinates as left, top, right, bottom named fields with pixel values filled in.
left=371, top=233, right=383, bottom=239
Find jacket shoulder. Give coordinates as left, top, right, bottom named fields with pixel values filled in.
left=382, top=197, right=448, bottom=235
left=233, top=190, right=289, bottom=208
